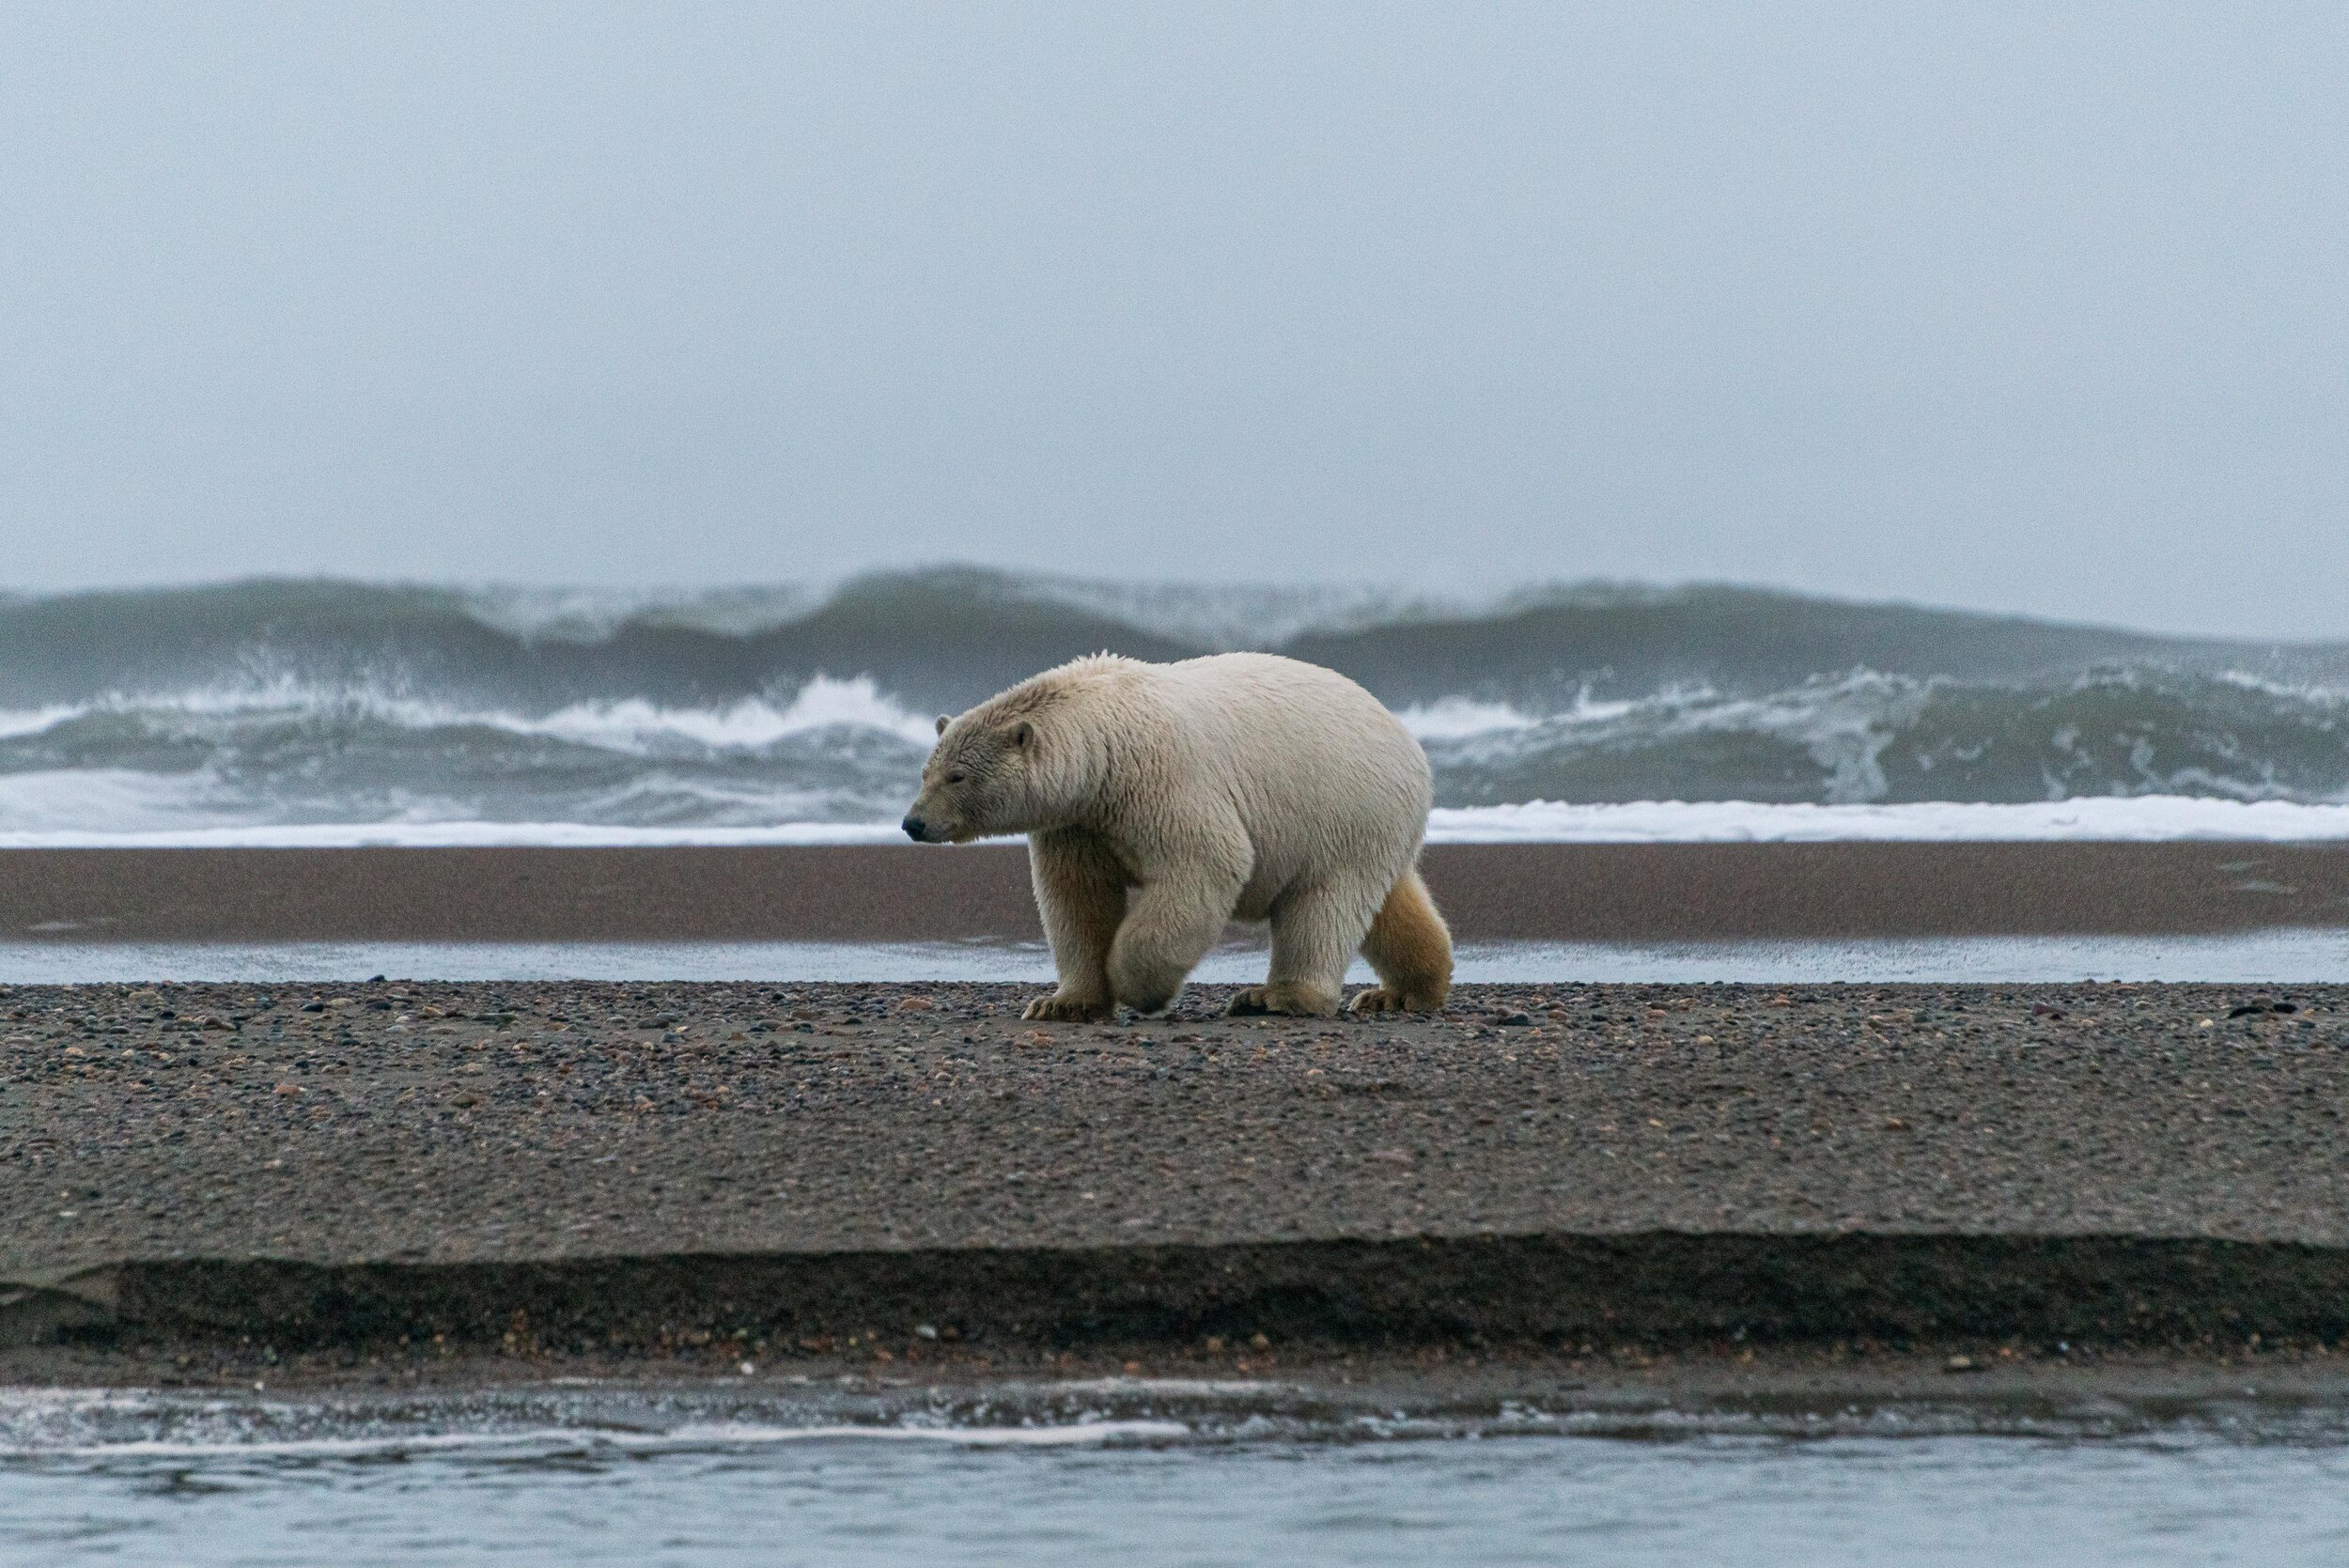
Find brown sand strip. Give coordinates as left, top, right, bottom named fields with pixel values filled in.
left=5, top=979, right=2347, bottom=1365
left=5, top=841, right=2349, bottom=942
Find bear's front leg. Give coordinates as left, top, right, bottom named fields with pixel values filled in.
left=1023, top=828, right=1125, bottom=1022
left=1107, top=871, right=1237, bottom=1015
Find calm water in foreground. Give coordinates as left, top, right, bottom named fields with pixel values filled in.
left=4, top=1384, right=2349, bottom=1566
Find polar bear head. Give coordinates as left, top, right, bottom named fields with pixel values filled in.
left=901, top=655, right=1135, bottom=843
left=901, top=708, right=1041, bottom=843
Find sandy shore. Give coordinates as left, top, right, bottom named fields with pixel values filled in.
left=4, top=978, right=2346, bottom=1387
left=5, top=842, right=2349, bottom=942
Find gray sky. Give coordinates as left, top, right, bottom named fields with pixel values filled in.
left=4, top=3, right=2345, bottom=638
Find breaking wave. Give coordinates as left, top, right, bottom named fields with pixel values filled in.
left=1413, top=667, right=2349, bottom=807
left=1, top=570, right=2344, bottom=837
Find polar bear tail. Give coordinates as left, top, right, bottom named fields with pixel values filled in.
left=1355, top=867, right=1453, bottom=1013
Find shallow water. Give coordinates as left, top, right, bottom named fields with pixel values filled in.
left=5, top=1383, right=2349, bottom=1566
left=3, top=929, right=2344, bottom=986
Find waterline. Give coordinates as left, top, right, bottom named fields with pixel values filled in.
left=2, top=931, right=2342, bottom=985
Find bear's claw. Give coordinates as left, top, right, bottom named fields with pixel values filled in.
left=1347, top=986, right=1428, bottom=1014
left=1022, top=993, right=1112, bottom=1022
left=1223, top=985, right=1339, bottom=1017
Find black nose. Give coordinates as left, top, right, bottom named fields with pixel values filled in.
left=902, top=815, right=926, bottom=842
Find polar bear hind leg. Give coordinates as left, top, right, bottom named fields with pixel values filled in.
left=1349, top=868, right=1453, bottom=1013
left=1226, top=873, right=1388, bottom=1017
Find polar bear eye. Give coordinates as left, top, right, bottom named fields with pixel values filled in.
left=945, top=770, right=967, bottom=784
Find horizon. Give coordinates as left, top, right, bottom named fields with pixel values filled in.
left=5, top=566, right=2346, bottom=649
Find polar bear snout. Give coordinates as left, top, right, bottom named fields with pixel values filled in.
left=901, top=814, right=929, bottom=842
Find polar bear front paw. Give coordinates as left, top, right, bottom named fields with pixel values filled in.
left=1022, top=992, right=1112, bottom=1022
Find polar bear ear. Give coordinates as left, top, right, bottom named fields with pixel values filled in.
left=1010, top=721, right=1034, bottom=748
left=935, top=714, right=951, bottom=737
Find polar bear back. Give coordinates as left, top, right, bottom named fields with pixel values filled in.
left=1138, top=652, right=1432, bottom=907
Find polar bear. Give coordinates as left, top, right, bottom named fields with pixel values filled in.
left=901, top=652, right=1452, bottom=1020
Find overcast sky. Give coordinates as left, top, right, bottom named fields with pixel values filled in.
left=3, top=4, right=2344, bottom=637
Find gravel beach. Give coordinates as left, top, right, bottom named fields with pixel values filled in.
left=5, top=978, right=2348, bottom=1387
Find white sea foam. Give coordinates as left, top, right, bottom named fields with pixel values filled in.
left=8, top=796, right=2349, bottom=847
left=0, top=705, right=84, bottom=740
left=0, top=768, right=249, bottom=833
left=1421, top=797, right=2349, bottom=843
left=0, top=675, right=939, bottom=753
left=0, top=818, right=909, bottom=848
left=2, top=1418, right=1189, bottom=1461
left=1394, top=696, right=1544, bottom=740
left=517, top=678, right=939, bottom=751
left=1407, top=672, right=1929, bottom=804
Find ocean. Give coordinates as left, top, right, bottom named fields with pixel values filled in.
left=3, top=570, right=2347, bottom=846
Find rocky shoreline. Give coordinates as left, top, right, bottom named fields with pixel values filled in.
left=4, top=979, right=2346, bottom=1386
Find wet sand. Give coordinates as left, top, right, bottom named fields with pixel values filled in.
left=6, top=841, right=2349, bottom=942
left=5, top=978, right=2347, bottom=1387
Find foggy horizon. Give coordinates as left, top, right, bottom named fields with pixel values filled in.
left=10, top=562, right=2348, bottom=651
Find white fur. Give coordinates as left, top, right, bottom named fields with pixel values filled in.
left=905, top=653, right=1439, bottom=1017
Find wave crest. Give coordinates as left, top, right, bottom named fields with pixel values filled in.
left=1420, top=667, right=2349, bottom=807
